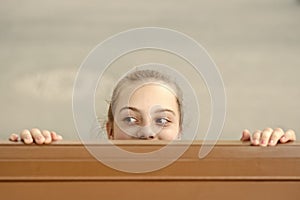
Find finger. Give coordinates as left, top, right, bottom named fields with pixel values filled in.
left=42, top=130, right=52, bottom=144
left=241, top=129, right=251, bottom=141
left=9, top=133, right=19, bottom=142
left=51, top=131, right=63, bottom=141
left=251, top=130, right=261, bottom=146
left=30, top=128, right=45, bottom=144
left=20, top=129, right=33, bottom=144
left=280, top=129, right=296, bottom=143
left=260, top=128, right=273, bottom=146
left=269, top=128, right=284, bottom=146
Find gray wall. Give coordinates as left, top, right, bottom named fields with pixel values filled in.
left=1, top=0, right=300, bottom=140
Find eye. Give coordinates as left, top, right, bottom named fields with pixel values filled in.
left=123, top=117, right=138, bottom=125
left=155, top=118, right=171, bottom=126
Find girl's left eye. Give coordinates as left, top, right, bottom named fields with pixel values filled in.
left=155, top=118, right=170, bottom=126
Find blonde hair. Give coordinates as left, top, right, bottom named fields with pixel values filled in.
left=107, top=69, right=183, bottom=128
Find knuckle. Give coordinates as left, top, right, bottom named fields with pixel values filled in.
left=243, top=129, right=250, bottom=133
left=261, top=135, right=270, bottom=140
left=42, top=130, right=51, bottom=135
left=270, top=133, right=280, bottom=140
left=253, top=130, right=261, bottom=136
left=263, top=127, right=273, bottom=132
left=261, top=132, right=272, bottom=140
left=272, top=130, right=283, bottom=137
left=22, top=129, right=30, bottom=134
left=51, top=131, right=57, bottom=137
left=286, top=129, right=295, bottom=134
left=285, top=129, right=296, bottom=139
left=21, top=129, right=31, bottom=137
left=31, top=128, right=41, bottom=133
left=31, top=129, right=43, bottom=138
left=274, top=128, right=283, bottom=132
left=262, top=129, right=273, bottom=135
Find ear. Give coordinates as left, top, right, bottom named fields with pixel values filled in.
left=106, top=122, right=114, bottom=139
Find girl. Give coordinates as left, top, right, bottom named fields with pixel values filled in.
left=9, top=69, right=296, bottom=146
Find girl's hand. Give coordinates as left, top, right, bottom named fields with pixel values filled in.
left=241, top=128, right=296, bottom=146
left=9, top=128, right=63, bottom=144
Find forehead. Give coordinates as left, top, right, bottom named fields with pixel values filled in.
left=117, top=83, right=179, bottom=111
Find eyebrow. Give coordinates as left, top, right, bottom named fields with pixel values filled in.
left=119, top=106, right=176, bottom=116
left=153, top=108, right=176, bottom=116
left=119, top=106, right=141, bottom=113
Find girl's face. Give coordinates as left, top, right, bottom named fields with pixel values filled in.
left=107, top=83, right=181, bottom=140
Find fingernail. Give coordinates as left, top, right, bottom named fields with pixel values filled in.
left=261, top=140, right=265, bottom=144
left=269, top=140, right=275, bottom=145
left=36, top=136, right=42, bottom=140
left=24, top=138, right=33, bottom=143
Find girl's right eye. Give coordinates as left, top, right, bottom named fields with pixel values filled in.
left=123, top=117, right=138, bottom=125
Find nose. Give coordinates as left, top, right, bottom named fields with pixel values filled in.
left=137, top=126, right=157, bottom=140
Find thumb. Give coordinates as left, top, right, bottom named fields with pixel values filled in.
left=9, top=133, right=19, bottom=142
left=241, top=129, right=251, bottom=141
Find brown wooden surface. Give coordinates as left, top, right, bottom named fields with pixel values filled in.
left=0, top=140, right=300, bottom=200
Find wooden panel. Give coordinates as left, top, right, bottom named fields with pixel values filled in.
left=1, top=181, right=299, bottom=200
left=0, top=141, right=300, bottom=200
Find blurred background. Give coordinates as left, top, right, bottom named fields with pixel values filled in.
left=0, top=0, right=299, bottom=140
